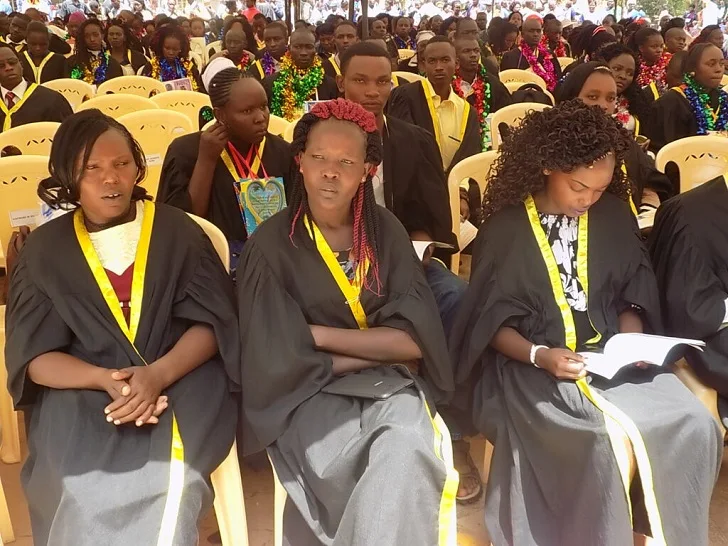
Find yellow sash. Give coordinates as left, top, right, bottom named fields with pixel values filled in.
left=649, top=81, right=659, bottom=101
left=24, top=51, right=54, bottom=83
left=0, top=83, right=38, bottom=132
left=524, top=195, right=665, bottom=543
left=422, top=79, right=471, bottom=160
left=329, top=55, right=341, bottom=76
left=220, top=137, right=267, bottom=181
left=254, top=59, right=264, bottom=79
left=73, top=201, right=185, bottom=546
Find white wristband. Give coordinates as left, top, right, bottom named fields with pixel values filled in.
left=530, top=345, right=548, bottom=367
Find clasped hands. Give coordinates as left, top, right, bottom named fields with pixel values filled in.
left=98, top=366, right=168, bottom=428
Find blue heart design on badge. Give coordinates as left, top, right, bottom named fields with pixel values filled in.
left=247, top=179, right=284, bottom=222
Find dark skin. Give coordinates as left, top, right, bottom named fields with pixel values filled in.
left=319, top=31, right=335, bottom=54
left=0, top=46, right=23, bottom=90
left=9, top=16, right=28, bottom=43
left=664, top=27, right=687, bottom=54
left=263, top=25, right=287, bottom=60
left=290, top=29, right=316, bottom=69
left=26, top=30, right=50, bottom=62
left=457, top=18, right=479, bottom=40
left=189, top=78, right=269, bottom=217
left=334, top=23, right=358, bottom=55
left=395, top=17, right=411, bottom=40
left=455, top=38, right=481, bottom=83
left=106, top=24, right=127, bottom=62
left=693, top=45, right=724, bottom=90
left=424, top=41, right=456, bottom=100
left=84, top=23, right=104, bottom=52
left=639, top=34, right=664, bottom=65
left=544, top=19, right=562, bottom=50
left=521, top=17, right=543, bottom=48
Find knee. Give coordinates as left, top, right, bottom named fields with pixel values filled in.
left=374, top=421, right=437, bottom=463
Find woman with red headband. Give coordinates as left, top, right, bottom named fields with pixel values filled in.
left=237, top=98, right=457, bottom=545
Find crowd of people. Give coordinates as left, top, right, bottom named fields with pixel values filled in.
left=1, top=2, right=728, bottom=546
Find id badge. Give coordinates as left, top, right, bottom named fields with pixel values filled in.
left=234, top=176, right=287, bottom=235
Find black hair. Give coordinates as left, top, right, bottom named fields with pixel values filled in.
left=424, top=34, right=455, bottom=53
left=25, top=20, right=48, bottom=39
left=0, top=42, right=17, bottom=56
left=571, top=23, right=617, bottom=58
left=176, top=16, right=189, bottom=24
left=207, top=66, right=257, bottom=108
left=73, top=19, right=105, bottom=67
left=661, top=17, right=685, bottom=36
left=692, top=24, right=722, bottom=46
left=556, top=60, right=613, bottom=102
left=340, top=40, right=390, bottom=74
left=488, top=21, right=518, bottom=55
left=222, top=16, right=258, bottom=56
left=266, top=20, right=288, bottom=35
left=252, top=13, right=267, bottom=23
left=12, top=12, right=30, bottom=24
left=335, top=20, right=357, bottom=33
left=439, top=16, right=459, bottom=36
left=105, top=18, right=135, bottom=52
left=543, top=13, right=556, bottom=22
left=190, top=16, right=204, bottom=26
left=38, top=109, right=149, bottom=208
left=628, top=27, right=660, bottom=53
left=684, top=42, right=720, bottom=75
left=482, top=100, right=631, bottom=220
left=317, top=22, right=335, bottom=36
left=151, top=22, right=190, bottom=59
left=593, top=41, right=650, bottom=121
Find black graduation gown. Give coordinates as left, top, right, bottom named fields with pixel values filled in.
left=499, top=46, right=563, bottom=83
left=118, top=49, right=148, bottom=75
left=49, top=33, right=72, bottom=55
left=20, top=52, right=70, bottom=83
left=157, top=131, right=295, bottom=243
left=624, top=138, right=675, bottom=205
left=67, top=54, right=124, bottom=82
left=449, top=192, right=723, bottom=546
left=0, top=84, right=73, bottom=132
left=649, top=176, right=728, bottom=419
left=386, top=79, right=481, bottom=175
left=321, top=54, right=340, bottom=78
left=4, top=203, right=239, bottom=545
left=645, top=88, right=697, bottom=153
left=262, top=71, right=339, bottom=107
left=397, top=57, right=419, bottom=74
left=383, top=115, right=456, bottom=248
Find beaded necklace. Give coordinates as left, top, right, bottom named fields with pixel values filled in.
left=519, top=39, right=557, bottom=91
left=541, top=35, right=566, bottom=58
left=681, top=74, right=728, bottom=134
left=637, top=52, right=671, bottom=92
left=150, top=56, right=199, bottom=91
left=270, top=53, right=324, bottom=121
left=452, top=63, right=492, bottom=151
left=70, top=50, right=109, bottom=85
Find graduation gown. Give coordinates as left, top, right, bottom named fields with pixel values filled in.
left=4, top=202, right=239, bottom=546
left=499, top=46, right=563, bottom=83
left=117, top=49, right=148, bottom=76
left=157, top=131, right=295, bottom=243
left=238, top=207, right=457, bottom=544
left=20, top=52, right=70, bottom=84
left=649, top=176, right=728, bottom=423
left=262, top=71, right=339, bottom=109
left=387, top=79, right=481, bottom=175
left=49, top=33, right=72, bottom=56
left=624, top=138, right=675, bottom=205
left=449, top=192, right=723, bottom=546
left=645, top=88, right=698, bottom=153
left=321, top=54, right=340, bottom=78
left=67, top=54, right=124, bottom=83
left=0, top=84, right=73, bottom=133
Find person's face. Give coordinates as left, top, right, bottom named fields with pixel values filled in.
left=25, top=9, right=42, bottom=22
left=544, top=153, right=615, bottom=217
left=430, top=15, right=442, bottom=32
left=665, top=28, right=687, bottom=53
left=334, top=24, right=357, bottom=53
left=119, top=10, right=134, bottom=24
left=0, top=47, right=22, bottom=89
left=456, top=39, right=480, bottom=72
left=84, top=24, right=103, bottom=51
left=77, top=129, right=139, bottom=226
left=424, top=42, right=456, bottom=85
left=476, top=12, right=487, bottom=30
left=709, top=29, right=724, bottom=49
left=504, top=30, right=517, bottom=50
left=299, top=120, right=371, bottom=217
left=338, top=55, right=392, bottom=118
left=694, top=45, right=725, bottom=89
left=253, top=18, right=265, bottom=36
left=245, top=0, right=255, bottom=7
left=191, top=20, right=205, bottom=37
left=640, top=33, right=664, bottom=64
left=607, top=53, right=635, bottom=94
left=181, top=20, right=191, bottom=35
left=578, top=70, right=617, bottom=114
left=145, top=23, right=156, bottom=34
left=453, top=2, right=462, bottom=15
left=544, top=21, right=562, bottom=44
left=319, top=32, right=335, bottom=53
left=162, top=36, right=181, bottom=60
left=133, top=0, right=143, bottom=11
left=217, top=78, right=269, bottom=144
left=522, top=17, right=542, bottom=47
left=67, top=21, right=80, bottom=38
left=588, top=0, right=596, bottom=10
left=9, top=16, right=27, bottom=42
left=290, top=32, right=316, bottom=68
left=371, top=19, right=387, bottom=39
left=458, top=18, right=479, bottom=39
left=225, top=30, right=246, bottom=57
left=106, top=25, right=125, bottom=49
left=510, top=12, right=523, bottom=29
left=666, top=58, right=683, bottom=88
left=395, top=17, right=411, bottom=38
left=264, top=27, right=287, bottom=58
left=27, top=31, right=50, bottom=58
left=167, top=0, right=175, bottom=10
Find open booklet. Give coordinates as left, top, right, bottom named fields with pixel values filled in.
left=579, top=333, right=705, bottom=380
left=412, top=241, right=456, bottom=261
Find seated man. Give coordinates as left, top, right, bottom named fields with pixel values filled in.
left=321, top=19, right=358, bottom=77
left=20, top=21, right=69, bottom=83
left=248, top=21, right=287, bottom=80
left=500, top=15, right=562, bottom=91
left=649, top=173, right=728, bottom=431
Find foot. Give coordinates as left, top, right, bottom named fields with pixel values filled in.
left=452, top=439, right=483, bottom=504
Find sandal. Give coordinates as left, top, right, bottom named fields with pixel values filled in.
left=452, top=439, right=483, bottom=504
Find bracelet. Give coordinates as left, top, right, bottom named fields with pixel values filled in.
left=530, top=344, right=548, bottom=367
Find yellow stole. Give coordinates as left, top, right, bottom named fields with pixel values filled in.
left=24, top=51, right=54, bottom=83
left=422, top=79, right=471, bottom=162
left=0, top=83, right=38, bottom=132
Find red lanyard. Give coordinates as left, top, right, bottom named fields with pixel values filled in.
left=227, top=142, right=269, bottom=180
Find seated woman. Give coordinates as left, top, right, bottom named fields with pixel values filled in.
left=646, top=43, right=727, bottom=152
left=142, top=23, right=202, bottom=91
left=4, top=110, right=239, bottom=544
left=0, top=43, right=72, bottom=133
left=206, top=27, right=255, bottom=72
left=238, top=99, right=457, bottom=545
left=209, top=16, right=258, bottom=60
left=106, top=18, right=147, bottom=77
left=21, top=21, right=70, bottom=83
left=649, top=173, right=728, bottom=431
left=557, top=61, right=674, bottom=210
left=630, top=27, right=672, bottom=95
left=158, top=62, right=295, bottom=276
left=68, top=19, right=123, bottom=85
left=449, top=100, right=723, bottom=546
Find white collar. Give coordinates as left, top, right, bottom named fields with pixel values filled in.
left=5, top=35, right=25, bottom=45
left=1, top=80, right=28, bottom=101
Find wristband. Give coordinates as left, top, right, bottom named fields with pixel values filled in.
left=530, top=344, right=548, bottom=367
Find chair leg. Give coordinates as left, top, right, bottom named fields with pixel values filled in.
left=0, top=478, right=14, bottom=544
left=0, top=311, right=21, bottom=465
left=481, top=440, right=493, bottom=485
left=268, top=453, right=287, bottom=546
left=211, top=441, right=248, bottom=546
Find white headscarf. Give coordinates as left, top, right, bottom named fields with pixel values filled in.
left=202, top=56, right=236, bottom=92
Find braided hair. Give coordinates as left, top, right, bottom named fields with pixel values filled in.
left=208, top=66, right=253, bottom=108
left=151, top=23, right=190, bottom=59
left=593, top=42, right=651, bottom=121
left=481, top=100, right=631, bottom=220
left=288, top=99, right=384, bottom=295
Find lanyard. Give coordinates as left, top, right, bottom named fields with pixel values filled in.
left=24, top=51, right=53, bottom=83
left=220, top=138, right=268, bottom=181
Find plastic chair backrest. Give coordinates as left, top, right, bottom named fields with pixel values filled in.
left=190, top=37, right=207, bottom=64
left=206, top=40, right=222, bottom=59
left=97, top=75, right=167, bottom=98
left=118, top=110, right=194, bottom=199
left=191, top=51, right=204, bottom=71
left=654, top=135, right=728, bottom=192
left=498, top=69, right=547, bottom=90
left=446, top=151, right=498, bottom=275
left=76, top=94, right=159, bottom=119
left=392, top=71, right=425, bottom=83
left=187, top=212, right=230, bottom=271
left=0, top=122, right=60, bottom=156
left=151, top=90, right=212, bottom=131
left=42, top=78, right=95, bottom=110
left=0, top=155, right=49, bottom=254
left=282, top=118, right=298, bottom=143
left=490, top=102, right=551, bottom=149
left=268, top=115, right=290, bottom=137
left=503, top=82, right=555, bottom=105
left=557, top=56, right=574, bottom=70
left=397, top=48, right=416, bottom=61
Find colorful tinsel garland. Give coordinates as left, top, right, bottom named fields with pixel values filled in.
left=70, top=51, right=109, bottom=85
left=270, top=53, right=324, bottom=121
left=637, top=52, right=671, bottom=91
left=149, top=56, right=199, bottom=91
left=452, top=64, right=492, bottom=152
left=260, top=50, right=279, bottom=77
left=682, top=73, right=728, bottom=134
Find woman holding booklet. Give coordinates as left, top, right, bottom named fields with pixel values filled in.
left=450, top=100, right=723, bottom=546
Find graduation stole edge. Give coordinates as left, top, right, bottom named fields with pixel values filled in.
left=24, top=51, right=54, bottom=83
left=524, top=195, right=666, bottom=543
left=0, top=82, right=38, bottom=132
left=73, top=201, right=186, bottom=546
left=421, top=79, right=470, bottom=160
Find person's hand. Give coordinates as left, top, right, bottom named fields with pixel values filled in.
left=97, top=368, right=132, bottom=400
left=104, top=366, right=164, bottom=426
left=199, top=122, right=229, bottom=162
left=534, top=348, right=586, bottom=380
left=410, top=230, right=434, bottom=266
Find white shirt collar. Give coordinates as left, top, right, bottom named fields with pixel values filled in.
left=1, top=80, right=28, bottom=102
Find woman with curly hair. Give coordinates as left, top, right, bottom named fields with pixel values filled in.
left=237, top=98, right=456, bottom=545
left=106, top=19, right=147, bottom=76
left=68, top=18, right=123, bottom=85
left=450, top=100, right=722, bottom=546
left=487, top=18, right=518, bottom=61
left=141, top=23, right=202, bottom=91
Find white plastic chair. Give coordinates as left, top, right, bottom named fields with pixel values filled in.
left=654, top=135, right=728, bottom=192
left=498, top=68, right=547, bottom=90
left=490, top=102, right=551, bottom=149
left=0, top=122, right=59, bottom=156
